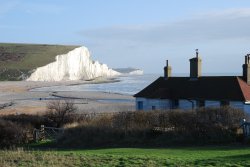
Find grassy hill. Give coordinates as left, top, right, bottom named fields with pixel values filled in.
left=0, top=43, right=79, bottom=80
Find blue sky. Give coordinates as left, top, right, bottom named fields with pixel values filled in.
left=1, top=0, right=250, bottom=74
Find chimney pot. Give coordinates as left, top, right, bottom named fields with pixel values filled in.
left=190, top=49, right=202, bottom=78
left=196, top=49, right=199, bottom=58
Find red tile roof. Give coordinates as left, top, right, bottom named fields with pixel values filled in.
left=134, top=76, right=250, bottom=102
left=237, top=77, right=250, bottom=102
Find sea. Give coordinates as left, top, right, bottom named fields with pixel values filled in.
left=31, top=73, right=240, bottom=95
left=32, top=74, right=159, bottom=95
left=79, top=74, right=159, bottom=95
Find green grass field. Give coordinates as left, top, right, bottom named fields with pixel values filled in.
left=0, top=146, right=250, bottom=167
left=0, top=43, right=79, bottom=80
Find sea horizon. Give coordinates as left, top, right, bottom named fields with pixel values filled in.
left=144, top=72, right=242, bottom=76
left=31, top=72, right=243, bottom=95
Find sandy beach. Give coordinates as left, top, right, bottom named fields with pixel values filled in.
left=0, top=80, right=135, bottom=115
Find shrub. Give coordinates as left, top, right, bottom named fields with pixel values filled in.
left=1, top=114, right=52, bottom=129
left=57, top=107, right=246, bottom=148
left=0, top=107, right=245, bottom=148
left=0, top=119, right=27, bottom=148
left=194, top=107, right=245, bottom=143
left=46, top=100, right=77, bottom=127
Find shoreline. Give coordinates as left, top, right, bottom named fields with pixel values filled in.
left=27, top=77, right=121, bottom=91
left=0, top=78, right=135, bottom=115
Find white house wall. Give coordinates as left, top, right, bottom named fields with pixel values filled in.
left=136, top=98, right=196, bottom=110
left=136, top=98, right=170, bottom=111
left=179, top=100, right=196, bottom=110
left=243, top=104, right=250, bottom=113
left=136, top=98, right=250, bottom=113
left=205, top=101, right=220, bottom=107
left=230, top=101, right=244, bottom=110
left=230, top=101, right=250, bottom=114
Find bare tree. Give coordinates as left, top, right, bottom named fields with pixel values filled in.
left=46, top=99, right=77, bottom=127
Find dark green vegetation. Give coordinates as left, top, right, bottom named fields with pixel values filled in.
left=0, top=147, right=250, bottom=166
left=58, top=107, right=247, bottom=148
left=0, top=106, right=248, bottom=149
left=0, top=43, right=78, bottom=80
left=0, top=105, right=249, bottom=166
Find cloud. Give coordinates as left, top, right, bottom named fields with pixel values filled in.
left=79, top=8, right=250, bottom=45
left=76, top=8, right=250, bottom=73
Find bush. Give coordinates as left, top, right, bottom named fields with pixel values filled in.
left=46, top=100, right=77, bottom=127
left=1, top=114, right=51, bottom=129
left=0, top=119, right=27, bottom=148
left=57, top=107, right=246, bottom=148
left=0, top=107, right=245, bottom=148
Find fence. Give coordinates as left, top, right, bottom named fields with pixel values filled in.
left=33, top=125, right=64, bottom=142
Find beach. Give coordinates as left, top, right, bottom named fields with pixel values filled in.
left=0, top=80, right=135, bottom=115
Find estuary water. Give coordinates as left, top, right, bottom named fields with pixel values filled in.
left=80, top=74, right=159, bottom=95
left=32, top=74, right=159, bottom=95
left=31, top=73, right=240, bottom=95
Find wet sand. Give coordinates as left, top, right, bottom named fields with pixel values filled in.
left=0, top=80, right=135, bottom=115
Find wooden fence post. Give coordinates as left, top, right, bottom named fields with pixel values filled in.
left=33, top=129, right=39, bottom=142
left=40, top=125, right=45, bottom=140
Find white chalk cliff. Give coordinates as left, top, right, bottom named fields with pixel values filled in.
left=113, top=68, right=144, bottom=76
left=27, top=46, right=120, bottom=81
left=128, top=69, right=144, bottom=75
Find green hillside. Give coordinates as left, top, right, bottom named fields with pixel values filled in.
left=1, top=147, right=250, bottom=166
left=0, top=43, right=79, bottom=80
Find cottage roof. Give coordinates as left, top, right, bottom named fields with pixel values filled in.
left=134, top=76, right=250, bottom=102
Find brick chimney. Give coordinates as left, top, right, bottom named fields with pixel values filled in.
left=164, top=60, right=172, bottom=79
left=243, top=54, right=250, bottom=85
left=189, top=49, right=202, bottom=78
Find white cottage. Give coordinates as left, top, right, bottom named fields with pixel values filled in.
left=134, top=50, right=250, bottom=113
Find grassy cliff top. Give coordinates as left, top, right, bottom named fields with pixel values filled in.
left=0, top=43, right=79, bottom=80
left=0, top=43, right=79, bottom=69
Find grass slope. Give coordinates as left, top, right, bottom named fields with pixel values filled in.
left=1, top=146, right=250, bottom=166
left=0, top=43, right=79, bottom=80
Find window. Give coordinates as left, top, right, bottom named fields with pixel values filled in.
left=171, top=99, right=179, bottom=109
left=220, top=101, right=229, bottom=106
left=152, top=106, right=156, bottom=110
left=137, top=101, right=143, bottom=110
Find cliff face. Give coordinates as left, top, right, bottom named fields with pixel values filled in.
left=128, top=69, right=143, bottom=75
left=114, top=68, right=144, bottom=75
left=27, top=46, right=120, bottom=81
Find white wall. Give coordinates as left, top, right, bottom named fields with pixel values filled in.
left=136, top=98, right=170, bottom=111
left=205, top=100, right=250, bottom=114
left=136, top=98, right=195, bottom=111
left=205, top=101, right=220, bottom=107
left=136, top=98, right=250, bottom=113
left=230, top=101, right=244, bottom=111
left=179, top=100, right=196, bottom=110
left=244, top=105, right=250, bottom=114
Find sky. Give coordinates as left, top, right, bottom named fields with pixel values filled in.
left=1, top=0, right=250, bottom=74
